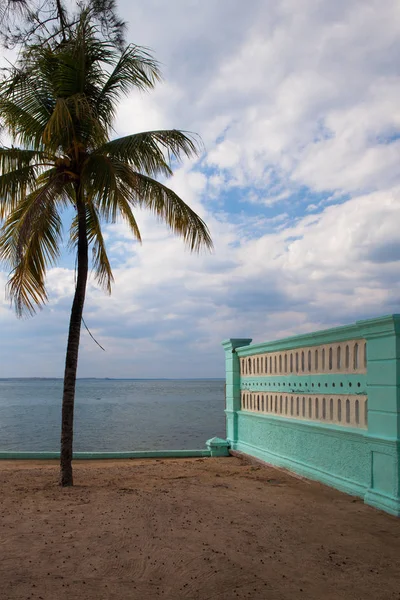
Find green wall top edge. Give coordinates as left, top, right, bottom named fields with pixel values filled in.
left=0, top=450, right=213, bottom=460
left=234, top=314, right=400, bottom=357
left=235, top=324, right=363, bottom=356
left=356, top=314, right=400, bottom=336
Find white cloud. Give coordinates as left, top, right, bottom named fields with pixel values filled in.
left=1, top=0, right=400, bottom=377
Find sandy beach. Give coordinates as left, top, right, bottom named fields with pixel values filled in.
left=1, top=456, right=399, bottom=599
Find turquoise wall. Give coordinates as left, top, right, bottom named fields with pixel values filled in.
left=0, top=438, right=231, bottom=460
left=223, top=315, right=400, bottom=517
left=235, top=414, right=370, bottom=497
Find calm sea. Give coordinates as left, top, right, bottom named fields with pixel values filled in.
left=0, top=379, right=226, bottom=452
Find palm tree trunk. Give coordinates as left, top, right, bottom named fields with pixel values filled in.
left=60, top=191, right=88, bottom=486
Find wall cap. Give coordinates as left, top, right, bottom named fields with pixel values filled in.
left=357, top=314, right=400, bottom=338
left=234, top=315, right=400, bottom=356
left=222, top=339, right=252, bottom=352
left=206, top=437, right=230, bottom=448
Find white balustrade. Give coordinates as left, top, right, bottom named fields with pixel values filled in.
left=240, top=340, right=367, bottom=377
left=240, top=391, right=367, bottom=429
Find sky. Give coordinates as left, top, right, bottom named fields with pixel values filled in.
left=0, top=0, right=399, bottom=378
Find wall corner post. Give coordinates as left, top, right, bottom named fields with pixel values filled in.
left=359, top=314, right=400, bottom=516
left=222, top=338, right=252, bottom=446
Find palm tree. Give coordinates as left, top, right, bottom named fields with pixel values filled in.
left=0, top=12, right=213, bottom=486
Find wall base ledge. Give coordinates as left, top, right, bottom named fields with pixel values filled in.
left=238, top=411, right=368, bottom=442
left=232, top=440, right=367, bottom=499
left=0, top=449, right=212, bottom=460
left=366, top=435, right=400, bottom=448
left=364, top=489, right=400, bottom=517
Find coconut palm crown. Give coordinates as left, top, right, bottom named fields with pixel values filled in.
left=0, top=12, right=212, bottom=485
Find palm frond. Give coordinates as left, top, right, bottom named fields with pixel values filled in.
left=0, top=166, right=38, bottom=218
left=129, top=172, right=213, bottom=253
left=67, top=93, right=109, bottom=147
left=0, top=8, right=212, bottom=320
left=0, top=172, right=66, bottom=315
left=42, top=98, right=74, bottom=147
left=0, top=147, right=52, bottom=168
left=0, top=59, right=56, bottom=148
left=0, top=16, right=115, bottom=151
left=0, top=98, right=48, bottom=148
left=111, top=189, right=142, bottom=242
left=96, top=44, right=161, bottom=123
left=97, top=129, right=201, bottom=178
left=81, top=153, right=119, bottom=222
left=81, top=153, right=142, bottom=241
left=0, top=147, right=55, bottom=217
left=70, top=200, right=114, bottom=293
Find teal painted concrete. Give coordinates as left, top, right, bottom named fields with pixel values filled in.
left=366, top=386, right=400, bottom=412
left=206, top=437, right=230, bottom=457
left=367, top=359, right=400, bottom=386
left=224, top=315, right=400, bottom=516
left=240, top=374, right=366, bottom=395
left=0, top=449, right=213, bottom=460
left=222, top=339, right=253, bottom=352
left=231, top=409, right=368, bottom=439
left=232, top=412, right=399, bottom=516
left=367, top=411, right=399, bottom=439
left=235, top=325, right=363, bottom=356
left=365, top=316, right=400, bottom=448
left=234, top=412, right=369, bottom=493
left=234, top=314, right=400, bottom=357
left=223, top=339, right=252, bottom=442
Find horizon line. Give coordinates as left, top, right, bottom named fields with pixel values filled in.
left=0, top=377, right=225, bottom=381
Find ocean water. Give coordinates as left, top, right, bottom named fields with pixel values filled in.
left=0, top=379, right=226, bottom=452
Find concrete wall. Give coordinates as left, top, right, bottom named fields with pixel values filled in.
left=223, top=315, right=400, bottom=516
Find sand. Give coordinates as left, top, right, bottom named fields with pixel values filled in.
left=0, top=456, right=399, bottom=600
